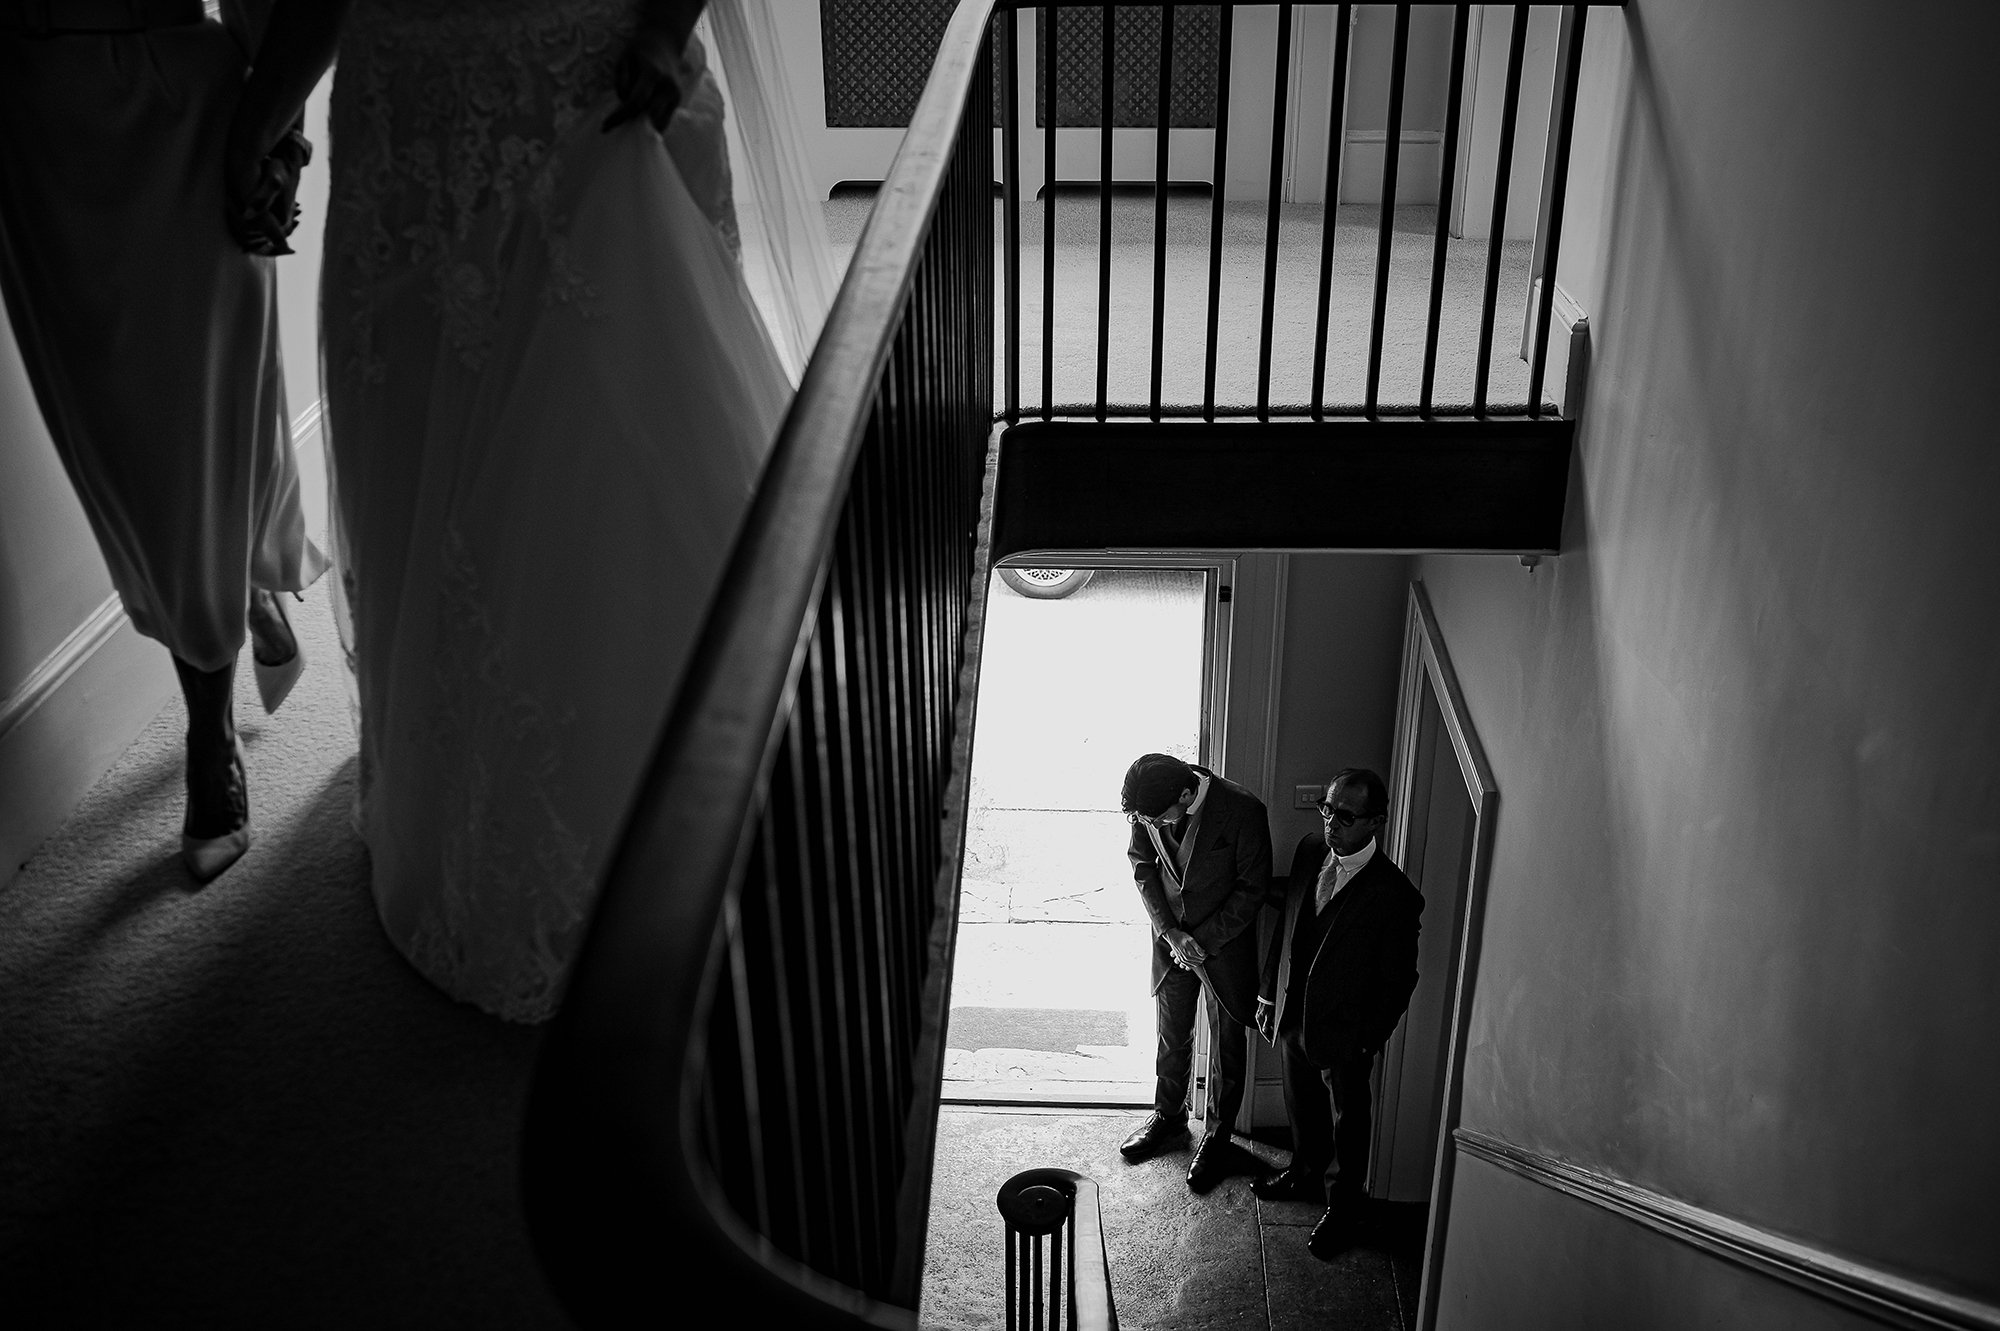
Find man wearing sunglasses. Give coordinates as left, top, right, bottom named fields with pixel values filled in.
left=1253, top=768, right=1423, bottom=1260
left=1116, top=753, right=1273, bottom=1194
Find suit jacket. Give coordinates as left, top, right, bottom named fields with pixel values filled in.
left=1128, top=768, right=1273, bottom=1028
left=1261, top=831, right=1423, bottom=1066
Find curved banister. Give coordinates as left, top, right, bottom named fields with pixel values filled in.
left=521, top=2, right=999, bottom=1326
left=998, top=1169, right=1117, bottom=1331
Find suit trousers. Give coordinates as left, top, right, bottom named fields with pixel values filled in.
left=1276, top=1027, right=1374, bottom=1205
left=1154, top=963, right=1248, bottom=1139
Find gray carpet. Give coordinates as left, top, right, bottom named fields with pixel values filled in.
left=0, top=581, right=571, bottom=1329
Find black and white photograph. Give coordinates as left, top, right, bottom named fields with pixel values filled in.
left=1, top=2, right=1992, bottom=1327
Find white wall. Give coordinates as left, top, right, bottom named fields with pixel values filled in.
left=0, top=292, right=177, bottom=882
left=1418, top=0, right=2000, bottom=1319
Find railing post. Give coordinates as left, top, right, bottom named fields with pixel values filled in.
left=998, top=1168, right=1116, bottom=1331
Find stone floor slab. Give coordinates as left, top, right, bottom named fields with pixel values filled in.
left=1259, top=1230, right=1401, bottom=1331
left=923, top=1109, right=1412, bottom=1331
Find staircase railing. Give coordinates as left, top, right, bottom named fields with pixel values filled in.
left=519, top=2, right=999, bottom=1325
left=999, top=1169, right=1118, bottom=1331
left=522, top=3, right=1632, bottom=1325
left=995, top=2, right=1612, bottom=423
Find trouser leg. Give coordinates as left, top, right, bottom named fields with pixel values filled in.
left=1152, top=963, right=1201, bottom=1120
left=1200, top=993, right=1249, bottom=1142
left=1326, top=1047, right=1377, bottom=1204
left=1277, top=1027, right=1335, bottom=1190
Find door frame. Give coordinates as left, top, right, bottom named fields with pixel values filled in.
left=970, top=552, right=1237, bottom=1113
left=1383, top=581, right=1498, bottom=1331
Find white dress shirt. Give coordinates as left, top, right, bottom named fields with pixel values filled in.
left=1314, top=836, right=1377, bottom=913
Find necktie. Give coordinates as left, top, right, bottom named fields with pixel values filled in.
left=1157, top=822, right=1185, bottom=918
left=1314, top=856, right=1343, bottom=913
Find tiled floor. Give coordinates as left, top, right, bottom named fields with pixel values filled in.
left=922, top=1107, right=1423, bottom=1330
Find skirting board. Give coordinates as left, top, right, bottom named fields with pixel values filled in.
left=0, top=398, right=326, bottom=885
left=1454, top=1129, right=2000, bottom=1331
left=0, top=603, right=175, bottom=884
left=0, top=593, right=128, bottom=747
left=1337, top=130, right=1445, bottom=208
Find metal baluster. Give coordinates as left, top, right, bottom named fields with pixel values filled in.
left=1528, top=4, right=1589, bottom=419
left=830, top=535, right=892, bottom=1290
left=1048, top=1212, right=1064, bottom=1329
left=781, top=716, right=840, bottom=1272
left=1473, top=4, right=1527, bottom=416
left=1202, top=5, right=1233, bottom=420
left=1007, top=1226, right=1020, bottom=1331
left=1311, top=3, right=1352, bottom=420
left=1096, top=3, right=1115, bottom=419
left=853, top=465, right=914, bottom=1069
left=1419, top=4, right=1470, bottom=416
left=722, top=898, right=771, bottom=1238
left=808, top=608, right=866, bottom=1286
left=1150, top=4, right=1175, bottom=420
left=753, top=806, right=812, bottom=1263
left=1364, top=3, right=1410, bottom=418
left=1003, top=10, right=1022, bottom=421
left=1031, top=1230, right=1044, bottom=1331
left=1042, top=5, right=1058, bottom=417
left=1257, top=4, right=1293, bottom=420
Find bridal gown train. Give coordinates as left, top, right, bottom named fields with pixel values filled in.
left=323, top=0, right=802, bottom=1021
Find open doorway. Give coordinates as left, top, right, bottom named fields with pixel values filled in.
left=943, top=561, right=1228, bottom=1105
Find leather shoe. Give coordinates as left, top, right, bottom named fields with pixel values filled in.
left=1250, top=1166, right=1324, bottom=1203
left=1186, top=1136, right=1243, bottom=1194
left=1307, top=1205, right=1363, bottom=1261
left=1118, top=1112, right=1190, bottom=1163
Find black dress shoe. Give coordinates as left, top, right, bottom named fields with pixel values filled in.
left=1186, top=1136, right=1243, bottom=1194
left=1250, top=1166, right=1324, bottom=1203
left=1307, top=1207, right=1361, bottom=1260
left=1118, top=1112, right=1190, bottom=1162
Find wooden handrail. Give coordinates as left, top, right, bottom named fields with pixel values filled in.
left=520, top=2, right=999, bottom=1325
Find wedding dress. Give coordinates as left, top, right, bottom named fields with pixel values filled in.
left=323, top=0, right=832, bottom=1021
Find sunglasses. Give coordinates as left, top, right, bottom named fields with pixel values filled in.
left=1316, top=803, right=1377, bottom=827
left=1126, top=809, right=1175, bottom=827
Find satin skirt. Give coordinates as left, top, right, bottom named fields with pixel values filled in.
left=0, top=19, right=327, bottom=672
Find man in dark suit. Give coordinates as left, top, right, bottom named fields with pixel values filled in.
left=1116, top=753, right=1273, bottom=1193
left=1253, top=767, right=1423, bottom=1259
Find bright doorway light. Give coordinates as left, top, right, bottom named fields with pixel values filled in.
left=945, top=566, right=1209, bottom=1104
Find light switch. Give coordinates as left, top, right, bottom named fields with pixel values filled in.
left=1293, top=784, right=1323, bottom=810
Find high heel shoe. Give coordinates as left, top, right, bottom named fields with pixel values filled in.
left=250, top=589, right=306, bottom=715
left=182, top=822, right=252, bottom=883
left=182, top=740, right=251, bottom=884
